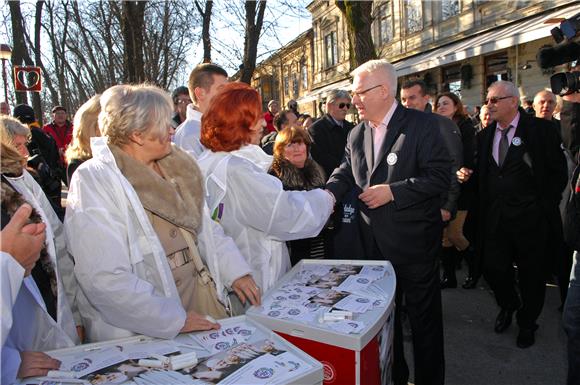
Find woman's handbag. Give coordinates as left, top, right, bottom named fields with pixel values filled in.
left=179, top=228, right=229, bottom=319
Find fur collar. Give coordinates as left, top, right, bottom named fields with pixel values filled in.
left=269, top=158, right=326, bottom=191
left=0, top=149, right=24, bottom=177
left=110, top=144, right=203, bottom=234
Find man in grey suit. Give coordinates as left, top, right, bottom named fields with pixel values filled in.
left=326, top=60, right=450, bottom=385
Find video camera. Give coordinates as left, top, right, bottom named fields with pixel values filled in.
left=537, top=12, right=580, bottom=95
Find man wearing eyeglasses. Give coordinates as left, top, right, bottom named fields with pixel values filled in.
left=171, top=86, right=192, bottom=130
left=457, top=80, right=567, bottom=349
left=326, top=60, right=450, bottom=385
left=309, top=90, right=355, bottom=179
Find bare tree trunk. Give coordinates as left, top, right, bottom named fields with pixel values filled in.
left=31, top=1, right=44, bottom=124
left=8, top=1, right=34, bottom=105
left=121, top=1, right=146, bottom=83
left=336, top=1, right=377, bottom=70
left=195, top=0, right=213, bottom=63
left=240, top=0, right=266, bottom=85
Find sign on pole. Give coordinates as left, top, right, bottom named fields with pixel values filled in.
left=14, top=66, right=42, bottom=92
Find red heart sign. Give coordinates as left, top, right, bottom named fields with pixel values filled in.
left=14, top=66, right=42, bottom=92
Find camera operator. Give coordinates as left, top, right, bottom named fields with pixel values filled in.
left=562, top=68, right=580, bottom=385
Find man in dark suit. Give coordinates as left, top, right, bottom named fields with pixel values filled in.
left=326, top=60, right=450, bottom=385
left=309, top=89, right=355, bottom=179
left=458, top=80, right=568, bottom=348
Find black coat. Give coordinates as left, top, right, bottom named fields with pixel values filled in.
left=560, top=100, right=580, bottom=159
left=474, top=111, right=568, bottom=236
left=308, top=114, right=354, bottom=179
left=433, top=114, right=462, bottom=217
left=268, top=158, right=328, bottom=264
left=326, top=104, right=450, bottom=265
left=476, top=112, right=567, bottom=207
left=456, top=117, right=477, bottom=210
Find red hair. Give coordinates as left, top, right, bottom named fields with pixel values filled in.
left=200, top=82, right=262, bottom=152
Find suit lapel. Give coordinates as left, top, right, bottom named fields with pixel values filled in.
left=363, top=122, right=373, bottom=173
left=502, top=115, right=526, bottom=167
left=371, top=104, right=404, bottom=175
left=478, top=124, right=495, bottom=185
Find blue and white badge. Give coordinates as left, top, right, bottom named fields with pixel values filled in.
left=254, top=367, right=274, bottom=379
left=386, top=152, right=398, bottom=166
left=512, top=137, right=522, bottom=146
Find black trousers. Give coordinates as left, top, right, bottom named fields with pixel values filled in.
left=483, top=211, right=547, bottom=329
left=391, top=261, right=445, bottom=385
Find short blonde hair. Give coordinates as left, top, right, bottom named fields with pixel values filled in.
left=65, top=94, right=101, bottom=163
left=0, top=115, right=30, bottom=147
left=351, top=59, right=398, bottom=98
left=99, top=84, right=173, bottom=146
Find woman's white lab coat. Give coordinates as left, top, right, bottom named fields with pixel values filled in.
left=64, top=138, right=251, bottom=343
left=197, top=144, right=334, bottom=292
left=1, top=171, right=79, bottom=384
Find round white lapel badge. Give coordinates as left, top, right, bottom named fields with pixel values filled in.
left=512, top=137, right=522, bottom=146
left=387, top=152, right=398, bottom=166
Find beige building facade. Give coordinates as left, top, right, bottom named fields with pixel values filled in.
left=250, top=30, right=316, bottom=116
left=252, top=1, right=579, bottom=118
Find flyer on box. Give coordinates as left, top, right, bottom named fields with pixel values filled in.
left=188, top=339, right=311, bottom=384
left=257, top=263, right=391, bottom=333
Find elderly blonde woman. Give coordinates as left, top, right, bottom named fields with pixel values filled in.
left=65, top=84, right=259, bottom=343
left=65, top=95, right=101, bottom=185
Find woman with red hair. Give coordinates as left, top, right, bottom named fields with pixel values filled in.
left=198, top=83, right=334, bottom=292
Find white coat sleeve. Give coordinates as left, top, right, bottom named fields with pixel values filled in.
left=1, top=252, right=24, bottom=346
left=65, top=171, right=186, bottom=339
left=1, top=344, right=21, bottom=385
left=24, top=172, right=82, bottom=326
left=197, top=206, right=252, bottom=289
left=230, top=163, right=334, bottom=241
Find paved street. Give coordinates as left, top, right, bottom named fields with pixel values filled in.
left=404, top=266, right=568, bottom=385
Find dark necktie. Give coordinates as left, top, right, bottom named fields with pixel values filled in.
left=498, top=125, right=511, bottom=167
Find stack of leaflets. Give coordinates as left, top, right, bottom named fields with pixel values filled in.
left=32, top=320, right=314, bottom=385
left=259, top=264, right=391, bottom=334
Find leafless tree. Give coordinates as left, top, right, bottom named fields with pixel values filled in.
left=336, top=0, right=377, bottom=70
left=239, top=1, right=267, bottom=84
left=121, top=1, right=146, bottom=83
left=4, top=0, right=200, bottom=115
left=8, top=1, right=34, bottom=106
left=195, top=0, right=213, bottom=63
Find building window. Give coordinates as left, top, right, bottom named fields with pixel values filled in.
left=324, top=31, right=338, bottom=68
left=443, top=64, right=461, bottom=97
left=374, top=2, right=393, bottom=46
left=284, top=66, right=290, bottom=96
left=485, top=52, right=509, bottom=89
left=405, top=0, right=423, bottom=34
left=442, top=0, right=459, bottom=20
left=301, top=61, right=308, bottom=90
left=292, top=71, right=299, bottom=97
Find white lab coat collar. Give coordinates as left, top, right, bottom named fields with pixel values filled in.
left=230, top=144, right=273, bottom=172
left=186, top=104, right=202, bottom=121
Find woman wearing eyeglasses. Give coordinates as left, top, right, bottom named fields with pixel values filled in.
left=197, top=82, right=334, bottom=292
left=434, top=92, right=477, bottom=289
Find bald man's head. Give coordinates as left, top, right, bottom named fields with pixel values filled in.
left=533, top=90, right=556, bottom=120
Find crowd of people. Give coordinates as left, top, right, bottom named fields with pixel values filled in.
left=1, top=58, right=579, bottom=385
